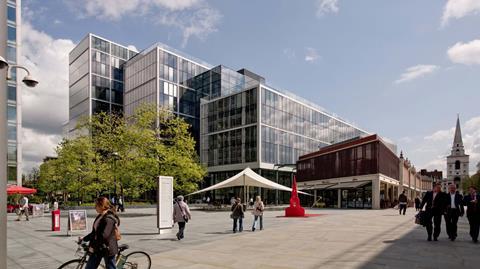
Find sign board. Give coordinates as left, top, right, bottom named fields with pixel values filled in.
left=157, top=176, right=173, bottom=232
left=68, top=210, right=87, bottom=232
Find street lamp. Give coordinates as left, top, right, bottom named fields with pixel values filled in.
left=112, top=152, right=119, bottom=197
left=0, top=56, right=39, bottom=87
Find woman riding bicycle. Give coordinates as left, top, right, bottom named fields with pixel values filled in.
left=80, top=197, right=120, bottom=269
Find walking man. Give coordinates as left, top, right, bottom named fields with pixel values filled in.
left=415, top=196, right=421, bottom=211
left=16, top=195, right=29, bottom=221
left=173, top=195, right=191, bottom=240
left=420, top=183, right=446, bottom=241
left=398, top=191, right=408, bottom=215
left=463, top=186, right=480, bottom=243
left=444, top=184, right=464, bottom=241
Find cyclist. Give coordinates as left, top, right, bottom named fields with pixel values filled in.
left=79, top=197, right=120, bottom=269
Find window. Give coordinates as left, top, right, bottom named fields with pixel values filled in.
left=92, top=100, right=110, bottom=114
left=8, top=144, right=16, bottom=162
left=7, top=125, right=16, bottom=141
left=7, top=105, right=16, bottom=122
left=7, top=45, right=16, bottom=62
left=8, top=26, right=16, bottom=42
left=7, top=6, right=16, bottom=22
left=7, top=85, right=16, bottom=102
left=91, top=36, right=109, bottom=53
left=455, top=160, right=460, bottom=170
left=7, top=166, right=16, bottom=183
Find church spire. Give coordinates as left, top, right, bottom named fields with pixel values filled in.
left=453, top=114, right=463, bottom=147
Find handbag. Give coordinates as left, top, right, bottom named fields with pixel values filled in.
left=415, top=211, right=427, bottom=226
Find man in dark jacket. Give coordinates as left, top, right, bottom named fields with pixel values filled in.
left=463, top=186, right=480, bottom=243
left=398, top=191, right=408, bottom=215
left=420, top=184, right=446, bottom=241
left=444, top=184, right=464, bottom=241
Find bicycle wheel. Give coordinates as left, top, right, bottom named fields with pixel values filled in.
left=124, top=251, right=151, bottom=269
left=57, top=259, right=84, bottom=269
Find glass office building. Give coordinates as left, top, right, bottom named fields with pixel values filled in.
left=6, top=0, right=21, bottom=185
left=68, top=34, right=138, bottom=134
left=69, top=34, right=370, bottom=204
left=197, top=66, right=369, bottom=204
left=123, top=43, right=211, bottom=146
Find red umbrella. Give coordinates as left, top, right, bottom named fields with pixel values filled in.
left=7, top=185, right=37, bottom=195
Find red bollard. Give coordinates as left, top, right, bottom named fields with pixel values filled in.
left=51, top=210, right=61, bottom=231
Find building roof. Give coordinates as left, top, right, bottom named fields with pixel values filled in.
left=453, top=115, right=463, bottom=146
left=298, top=134, right=390, bottom=161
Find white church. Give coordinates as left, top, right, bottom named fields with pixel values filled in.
left=446, top=115, right=469, bottom=192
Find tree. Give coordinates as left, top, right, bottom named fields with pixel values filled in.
left=38, top=104, right=206, bottom=201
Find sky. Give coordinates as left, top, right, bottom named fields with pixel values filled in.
left=19, top=0, right=480, bottom=176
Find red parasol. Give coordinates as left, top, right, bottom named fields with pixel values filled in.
left=7, top=185, right=37, bottom=195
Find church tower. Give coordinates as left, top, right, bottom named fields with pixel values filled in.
left=446, top=115, right=469, bottom=191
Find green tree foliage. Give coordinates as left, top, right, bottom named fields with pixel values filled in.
left=38, top=105, right=206, bottom=201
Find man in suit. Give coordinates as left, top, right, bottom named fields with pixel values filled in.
left=463, top=186, right=480, bottom=243
left=398, top=191, right=408, bottom=215
left=420, top=183, right=446, bottom=241
left=444, top=184, right=464, bottom=241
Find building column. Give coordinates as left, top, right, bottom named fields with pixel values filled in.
left=337, top=189, right=341, bottom=209
left=372, top=177, right=381, bottom=209
left=313, top=189, right=317, bottom=207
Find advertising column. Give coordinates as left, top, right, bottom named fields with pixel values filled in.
left=157, top=176, right=173, bottom=234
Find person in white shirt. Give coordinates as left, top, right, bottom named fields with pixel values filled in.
left=444, top=184, right=464, bottom=241
left=16, top=196, right=29, bottom=221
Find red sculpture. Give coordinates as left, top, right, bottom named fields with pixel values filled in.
left=285, top=176, right=305, bottom=217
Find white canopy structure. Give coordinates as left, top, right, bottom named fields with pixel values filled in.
left=189, top=167, right=309, bottom=202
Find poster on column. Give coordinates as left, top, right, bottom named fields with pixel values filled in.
left=157, top=176, right=173, bottom=232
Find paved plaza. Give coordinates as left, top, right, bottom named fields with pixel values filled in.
left=7, top=207, right=480, bottom=269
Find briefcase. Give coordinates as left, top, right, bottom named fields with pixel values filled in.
left=415, top=211, right=426, bottom=226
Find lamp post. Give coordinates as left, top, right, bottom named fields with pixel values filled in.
left=112, top=152, right=119, bottom=197
left=0, top=41, right=38, bottom=268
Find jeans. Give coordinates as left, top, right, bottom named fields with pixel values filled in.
left=85, top=253, right=116, bottom=269
left=233, top=218, right=243, bottom=232
left=399, top=204, right=406, bottom=215
left=252, top=215, right=263, bottom=230
left=177, top=222, right=186, bottom=239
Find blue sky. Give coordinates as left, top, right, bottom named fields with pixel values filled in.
left=20, top=0, right=480, bottom=175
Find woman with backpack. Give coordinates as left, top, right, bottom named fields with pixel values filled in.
left=251, top=196, right=265, bottom=231
left=231, top=198, right=244, bottom=233
left=80, top=197, right=120, bottom=269
left=173, top=195, right=191, bottom=240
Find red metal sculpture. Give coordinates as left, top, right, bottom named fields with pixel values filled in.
left=285, top=176, right=305, bottom=217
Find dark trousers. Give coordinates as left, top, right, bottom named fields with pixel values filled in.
left=468, top=215, right=480, bottom=241
left=233, top=217, right=243, bottom=232
left=425, top=212, right=442, bottom=239
left=177, top=221, right=186, bottom=239
left=444, top=209, right=460, bottom=239
left=85, top=253, right=116, bottom=269
left=399, top=204, right=407, bottom=215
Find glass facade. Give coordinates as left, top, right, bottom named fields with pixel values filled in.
left=68, top=34, right=137, bottom=133
left=6, top=0, right=20, bottom=184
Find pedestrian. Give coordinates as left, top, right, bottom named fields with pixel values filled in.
left=16, top=195, right=29, bottom=221
left=463, top=186, right=480, bottom=243
left=231, top=198, right=244, bottom=233
left=230, top=196, right=236, bottom=205
left=251, top=196, right=264, bottom=231
left=444, top=184, right=464, bottom=241
left=398, top=191, right=408, bottom=215
left=414, top=196, right=421, bottom=211
left=53, top=198, right=59, bottom=211
left=80, top=197, right=120, bottom=269
left=249, top=197, right=254, bottom=208
left=117, top=196, right=124, bottom=212
left=420, top=183, right=447, bottom=241
left=173, top=195, right=191, bottom=240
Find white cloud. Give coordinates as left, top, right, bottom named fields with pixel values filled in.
left=315, top=0, right=339, bottom=17
left=441, top=0, right=480, bottom=26
left=53, top=19, right=62, bottom=24
left=283, top=48, right=296, bottom=59
left=66, top=0, right=221, bottom=47
left=447, top=39, right=480, bottom=65
left=304, top=47, right=320, bottom=62
left=394, top=64, right=439, bottom=84
left=20, top=23, right=75, bottom=172
left=127, top=45, right=139, bottom=52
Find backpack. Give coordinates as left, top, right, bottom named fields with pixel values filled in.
left=114, top=223, right=121, bottom=241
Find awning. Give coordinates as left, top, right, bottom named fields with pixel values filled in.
left=189, top=167, right=309, bottom=195
left=299, top=184, right=335, bottom=191
left=327, top=181, right=371, bottom=190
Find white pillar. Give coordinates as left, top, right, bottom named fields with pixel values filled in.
left=337, top=189, right=341, bottom=208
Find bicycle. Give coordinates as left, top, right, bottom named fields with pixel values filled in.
left=58, top=240, right=151, bottom=269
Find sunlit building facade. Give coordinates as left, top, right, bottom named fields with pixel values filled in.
left=6, top=0, right=21, bottom=185
left=68, top=34, right=137, bottom=133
